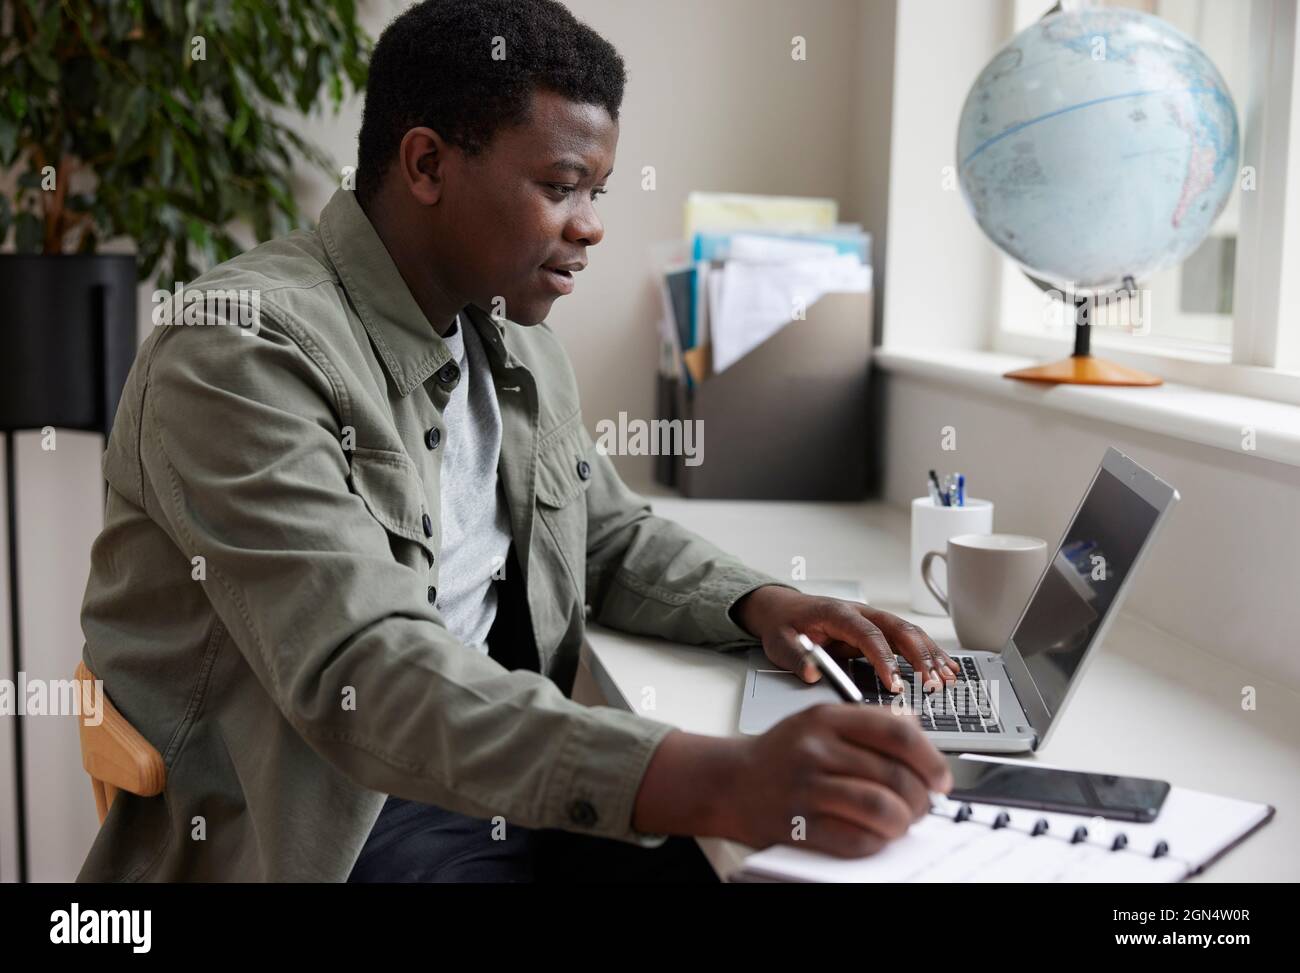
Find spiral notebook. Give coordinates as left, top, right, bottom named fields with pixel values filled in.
left=734, top=759, right=1274, bottom=883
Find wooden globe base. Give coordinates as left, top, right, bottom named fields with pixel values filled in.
left=1004, top=354, right=1163, bottom=387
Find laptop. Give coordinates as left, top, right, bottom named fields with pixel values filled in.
left=738, top=447, right=1179, bottom=753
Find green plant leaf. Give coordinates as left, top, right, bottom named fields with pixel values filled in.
left=160, top=91, right=202, bottom=137
left=117, top=89, right=153, bottom=155
left=15, top=210, right=43, bottom=253
left=228, top=105, right=250, bottom=147
left=0, top=116, right=17, bottom=166
left=36, top=4, right=63, bottom=54
left=28, top=50, right=60, bottom=83
left=174, top=134, right=202, bottom=197
left=158, top=130, right=175, bottom=186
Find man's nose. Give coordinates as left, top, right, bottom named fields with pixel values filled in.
left=566, top=200, right=604, bottom=247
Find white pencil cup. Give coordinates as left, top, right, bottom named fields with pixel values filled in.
left=909, top=497, right=994, bottom=615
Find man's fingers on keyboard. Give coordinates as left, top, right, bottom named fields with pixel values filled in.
left=866, top=608, right=957, bottom=687
left=826, top=609, right=902, bottom=691
left=826, top=638, right=904, bottom=694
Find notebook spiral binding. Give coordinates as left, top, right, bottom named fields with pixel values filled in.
left=933, top=796, right=1171, bottom=859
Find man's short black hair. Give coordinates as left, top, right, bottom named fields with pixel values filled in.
left=356, top=0, right=627, bottom=206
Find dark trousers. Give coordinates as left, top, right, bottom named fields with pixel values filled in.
left=346, top=795, right=719, bottom=883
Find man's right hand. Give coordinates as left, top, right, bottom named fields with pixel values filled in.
left=633, top=705, right=952, bottom=858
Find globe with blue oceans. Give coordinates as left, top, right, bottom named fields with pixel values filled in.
left=956, top=7, right=1240, bottom=293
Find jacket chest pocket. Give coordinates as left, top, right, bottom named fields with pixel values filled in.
left=347, top=446, right=438, bottom=573
left=535, top=414, right=592, bottom=598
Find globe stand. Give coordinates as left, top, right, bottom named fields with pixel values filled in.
left=1004, top=286, right=1162, bottom=387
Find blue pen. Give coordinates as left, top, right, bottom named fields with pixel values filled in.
left=956, top=473, right=965, bottom=507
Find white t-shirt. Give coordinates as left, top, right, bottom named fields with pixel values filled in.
left=433, top=313, right=513, bottom=654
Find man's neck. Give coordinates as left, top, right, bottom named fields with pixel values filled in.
left=360, top=191, right=463, bottom=337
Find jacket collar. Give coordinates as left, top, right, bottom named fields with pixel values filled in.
left=318, top=188, right=515, bottom=396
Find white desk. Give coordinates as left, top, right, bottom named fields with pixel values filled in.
left=574, top=491, right=1298, bottom=882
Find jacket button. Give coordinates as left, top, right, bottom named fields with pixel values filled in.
left=568, top=799, right=598, bottom=828
left=427, top=585, right=437, bottom=605
left=425, top=427, right=441, bottom=450
left=437, top=362, right=459, bottom=385
left=576, top=459, right=591, bottom=480
left=422, top=513, right=433, bottom=537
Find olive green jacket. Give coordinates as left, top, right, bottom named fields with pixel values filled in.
left=77, top=188, right=791, bottom=882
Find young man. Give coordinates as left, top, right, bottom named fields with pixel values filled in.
left=78, top=0, right=957, bottom=882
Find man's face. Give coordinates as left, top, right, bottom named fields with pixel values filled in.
left=440, top=88, right=617, bottom=326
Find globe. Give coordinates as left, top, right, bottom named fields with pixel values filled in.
left=956, top=7, right=1240, bottom=294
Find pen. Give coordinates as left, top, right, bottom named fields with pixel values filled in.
left=797, top=632, right=865, bottom=702
left=797, top=633, right=950, bottom=805
left=928, top=469, right=949, bottom=507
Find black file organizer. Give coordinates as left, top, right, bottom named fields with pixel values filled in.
left=654, top=290, right=874, bottom=500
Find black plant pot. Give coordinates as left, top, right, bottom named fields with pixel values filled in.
left=0, top=253, right=137, bottom=435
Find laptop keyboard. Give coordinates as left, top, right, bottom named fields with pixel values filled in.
left=848, top=656, right=1003, bottom=734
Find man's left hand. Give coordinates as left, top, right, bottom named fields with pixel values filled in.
left=732, top=585, right=959, bottom=693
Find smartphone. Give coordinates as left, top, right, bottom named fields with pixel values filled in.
left=946, top=757, right=1170, bottom=822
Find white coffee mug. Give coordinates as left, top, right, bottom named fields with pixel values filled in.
left=921, top=533, right=1048, bottom=652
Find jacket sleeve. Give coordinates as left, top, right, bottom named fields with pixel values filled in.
left=580, top=423, right=799, bottom=650
left=137, top=310, right=673, bottom=845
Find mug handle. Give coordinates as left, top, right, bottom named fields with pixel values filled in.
left=920, top=550, right=949, bottom=614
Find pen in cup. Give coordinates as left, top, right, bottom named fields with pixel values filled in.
left=928, top=469, right=949, bottom=506
left=927, top=470, right=970, bottom=507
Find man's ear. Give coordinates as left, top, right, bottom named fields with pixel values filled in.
left=396, top=126, right=446, bottom=205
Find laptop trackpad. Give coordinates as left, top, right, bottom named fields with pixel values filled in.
left=739, top=664, right=842, bottom=735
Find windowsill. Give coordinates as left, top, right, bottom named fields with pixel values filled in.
left=994, top=329, right=1300, bottom=406
left=875, top=346, right=1300, bottom=468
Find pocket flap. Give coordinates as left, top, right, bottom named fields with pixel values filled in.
left=348, top=446, right=436, bottom=556
left=536, top=415, right=593, bottom=508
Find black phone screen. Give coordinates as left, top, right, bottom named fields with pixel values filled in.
left=947, top=757, right=1170, bottom=822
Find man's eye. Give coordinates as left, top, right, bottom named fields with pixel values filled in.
left=549, top=184, right=608, bottom=201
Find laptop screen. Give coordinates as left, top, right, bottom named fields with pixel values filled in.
left=1009, top=466, right=1162, bottom=716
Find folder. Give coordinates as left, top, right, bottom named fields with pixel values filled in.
left=656, top=289, right=874, bottom=501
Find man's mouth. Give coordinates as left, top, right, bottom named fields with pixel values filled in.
left=541, top=261, right=584, bottom=294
